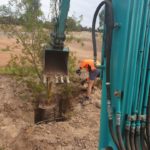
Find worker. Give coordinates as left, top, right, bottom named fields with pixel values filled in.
left=76, top=59, right=100, bottom=102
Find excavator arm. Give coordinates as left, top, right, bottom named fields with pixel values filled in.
left=44, top=0, right=70, bottom=81
left=51, top=0, right=70, bottom=49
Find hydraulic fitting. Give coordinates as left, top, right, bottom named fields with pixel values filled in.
left=114, top=90, right=122, bottom=98
left=107, top=100, right=113, bottom=120
left=116, top=113, right=121, bottom=126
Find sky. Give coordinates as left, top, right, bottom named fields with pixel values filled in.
left=0, top=0, right=102, bottom=27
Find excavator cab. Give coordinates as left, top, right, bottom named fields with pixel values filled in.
left=44, top=48, right=69, bottom=76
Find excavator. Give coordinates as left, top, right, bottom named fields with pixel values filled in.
left=44, top=0, right=150, bottom=149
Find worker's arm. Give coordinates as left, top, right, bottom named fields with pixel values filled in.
left=76, top=61, right=86, bottom=75
left=76, top=66, right=87, bottom=75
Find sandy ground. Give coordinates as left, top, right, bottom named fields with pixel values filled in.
left=0, top=32, right=101, bottom=150
left=0, top=75, right=101, bottom=150
left=0, top=31, right=102, bottom=66
left=0, top=34, right=22, bottom=67
left=66, top=32, right=101, bottom=60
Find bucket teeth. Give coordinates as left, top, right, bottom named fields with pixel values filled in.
left=45, top=75, right=70, bottom=84
left=66, top=76, right=70, bottom=84
left=55, top=76, right=59, bottom=84
left=60, top=76, right=64, bottom=83
left=43, top=75, right=47, bottom=84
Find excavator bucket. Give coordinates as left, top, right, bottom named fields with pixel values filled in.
left=44, top=49, right=69, bottom=76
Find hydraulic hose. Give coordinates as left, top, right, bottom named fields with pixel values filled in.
left=130, top=126, right=136, bottom=150
left=92, top=0, right=114, bottom=63
left=146, top=89, right=150, bottom=148
left=92, top=0, right=121, bottom=149
left=144, top=128, right=149, bottom=146
left=135, top=126, right=140, bottom=150
left=125, top=126, right=131, bottom=150
left=141, top=126, right=148, bottom=150
left=116, top=124, right=126, bottom=150
left=116, top=114, right=126, bottom=150
left=109, top=119, right=120, bottom=149
left=134, top=116, right=141, bottom=150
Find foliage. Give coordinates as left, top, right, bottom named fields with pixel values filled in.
left=68, top=52, right=77, bottom=76
left=0, top=0, right=89, bottom=32
left=50, top=0, right=59, bottom=19
left=0, top=0, right=49, bottom=97
left=50, top=0, right=83, bottom=32
left=66, top=34, right=84, bottom=47
left=66, top=15, right=83, bottom=32
left=0, top=0, right=79, bottom=100
left=0, top=46, right=10, bottom=51
left=66, top=34, right=74, bottom=42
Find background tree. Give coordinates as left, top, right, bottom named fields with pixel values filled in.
left=0, top=0, right=78, bottom=97
left=66, top=14, right=83, bottom=32
left=0, top=0, right=50, bottom=96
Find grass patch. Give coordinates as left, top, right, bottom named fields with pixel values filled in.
left=0, top=46, right=10, bottom=52
left=66, top=34, right=84, bottom=47
left=0, top=65, right=46, bottom=99
left=0, top=66, right=36, bottom=77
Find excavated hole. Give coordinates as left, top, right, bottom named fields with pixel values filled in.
left=34, top=98, right=71, bottom=124
left=34, top=108, right=67, bottom=124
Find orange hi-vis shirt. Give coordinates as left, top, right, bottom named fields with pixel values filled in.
left=79, top=59, right=96, bottom=71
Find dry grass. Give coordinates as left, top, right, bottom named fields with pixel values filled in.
left=0, top=31, right=102, bottom=67
left=66, top=31, right=102, bottom=61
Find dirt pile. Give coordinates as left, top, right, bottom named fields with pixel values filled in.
left=0, top=75, right=100, bottom=150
